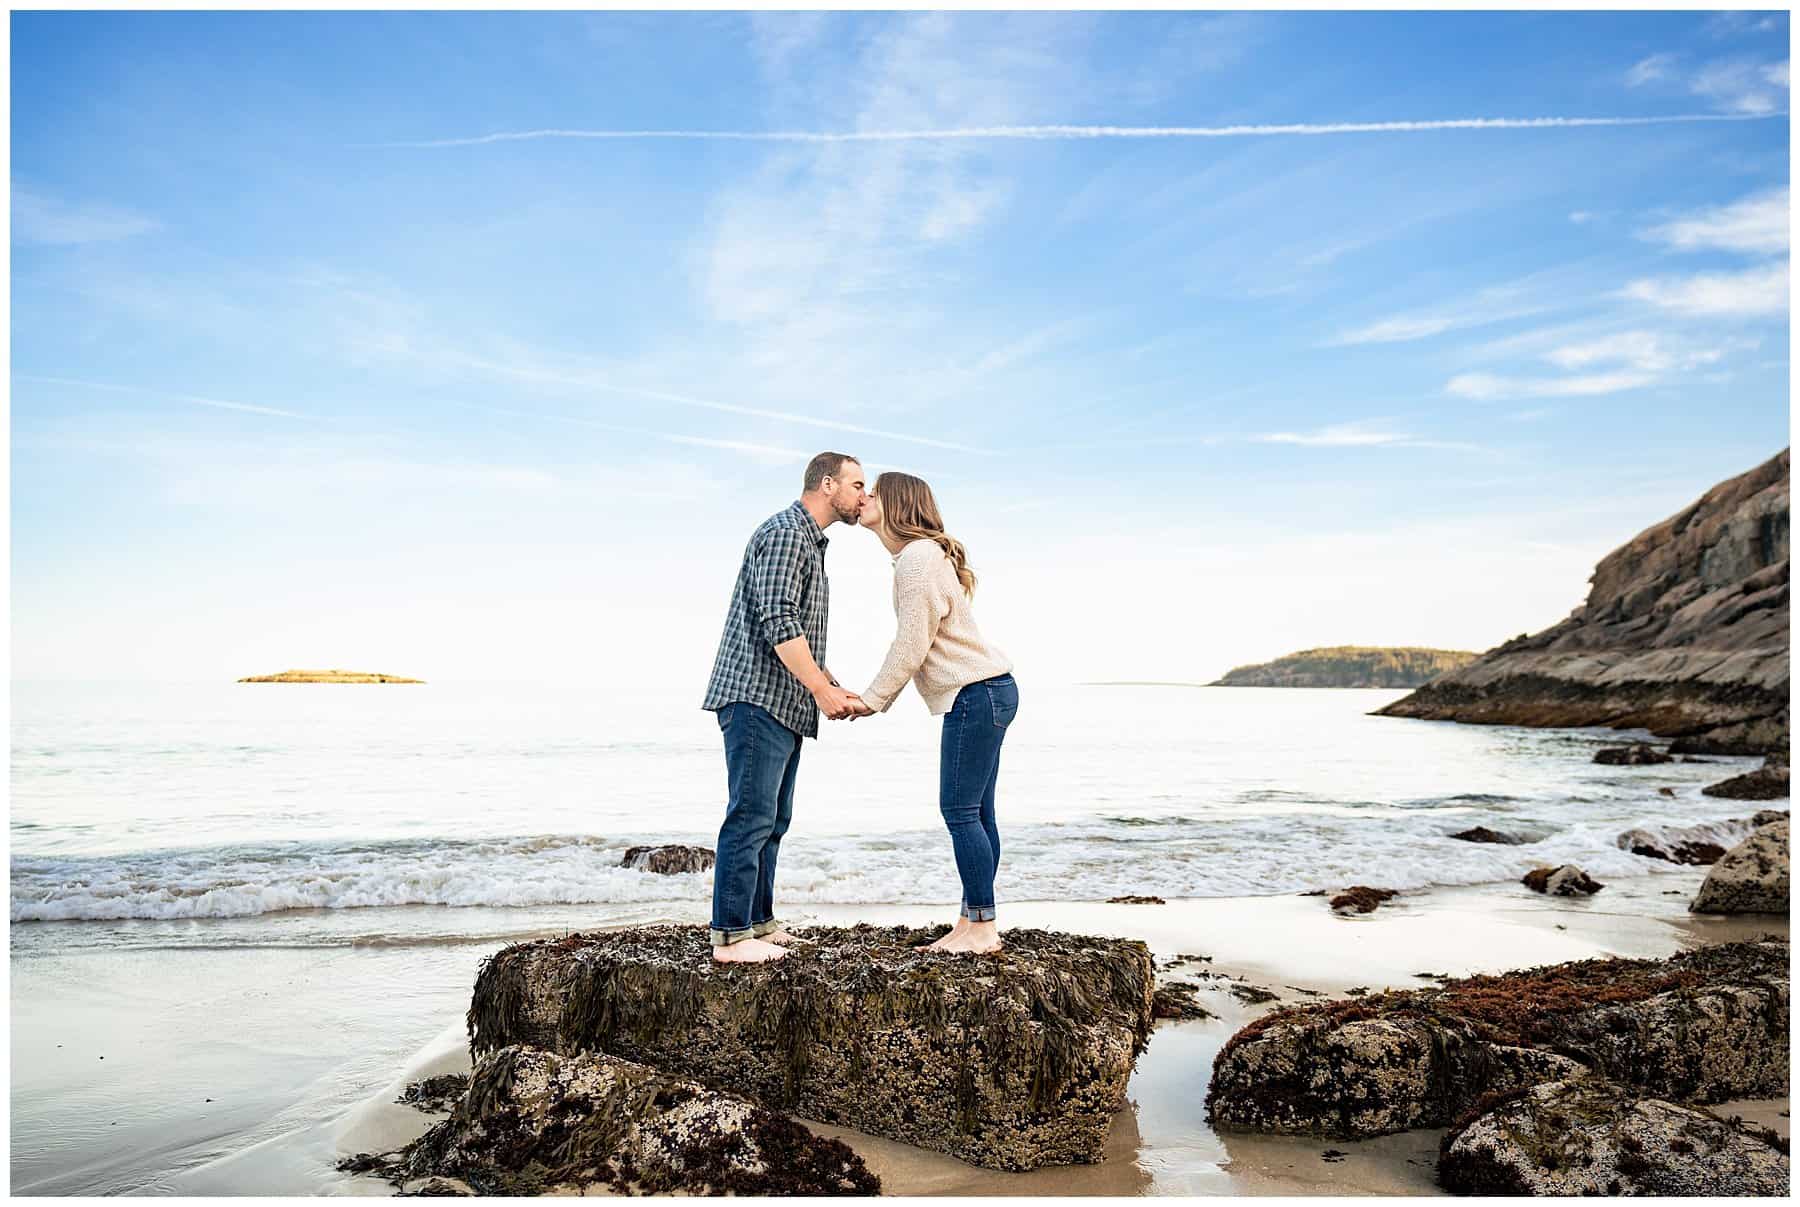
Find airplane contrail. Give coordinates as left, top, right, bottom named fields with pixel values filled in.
left=366, top=113, right=1783, bottom=148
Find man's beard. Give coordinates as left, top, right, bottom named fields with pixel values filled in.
left=832, top=498, right=862, bottom=525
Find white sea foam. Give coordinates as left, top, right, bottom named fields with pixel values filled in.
left=10, top=805, right=1763, bottom=922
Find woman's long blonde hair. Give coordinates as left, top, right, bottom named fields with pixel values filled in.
left=874, top=471, right=976, bottom=597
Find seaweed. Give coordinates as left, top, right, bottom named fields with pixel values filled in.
left=463, top=923, right=1155, bottom=1169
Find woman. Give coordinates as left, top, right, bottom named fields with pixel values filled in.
left=857, top=472, right=1018, bottom=955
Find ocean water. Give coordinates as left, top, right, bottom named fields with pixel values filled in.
left=10, top=679, right=1766, bottom=948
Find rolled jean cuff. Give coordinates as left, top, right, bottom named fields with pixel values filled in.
left=751, top=918, right=781, bottom=938
left=710, top=925, right=756, bottom=947
left=964, top=903, right=997, bottom=922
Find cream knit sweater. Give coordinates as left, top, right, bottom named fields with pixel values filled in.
left=861, top=539, right=1013, bottom=715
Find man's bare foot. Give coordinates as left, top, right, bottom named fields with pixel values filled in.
left=937, top=922, right=1002, bottom=955
left=762, top=929, right=806, bottom=945
left=712, top=938, right=787, bottom=963
left=920, top=917, right=972, bottom=951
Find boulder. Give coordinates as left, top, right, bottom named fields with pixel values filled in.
left=1523, top=865, right=1604, bottom=896
left=466, top=924, right=1155, bottom=1171
left=1594, top=744, right=1674, bottom=765
left=1329, top=886, right=1398, bottom=914
left=1449, top=826, right=1527, bottom=845
left=1691, top=819, right=1790, bottom=914
left=1702, top=763, right=1791, bottom=801
left=366, top=1044, right=879, bottom=1195
left=620, top=844, right=715, bottom=875
left=1375, top=451, right=1789, bottom=755
left=1207, top=938, right=1787, bottom=1140
left=1438, top=1077, right=1789, bottom=1195
left=1615, top=819, right=1754, bottom=866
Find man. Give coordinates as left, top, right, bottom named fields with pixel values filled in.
left=702, top=452, right=871, bottom=963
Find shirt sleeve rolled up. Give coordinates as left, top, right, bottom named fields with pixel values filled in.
left=746, top=528, right=808, bottom=647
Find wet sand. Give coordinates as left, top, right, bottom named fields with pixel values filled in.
left=300, top=870, right=1787, bottom=1197
left=10, top=871, right=1785, bottom=1195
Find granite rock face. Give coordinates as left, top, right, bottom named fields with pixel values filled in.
left=384, top=1044, right=880, bottom=1195
left=1438, top=1077, right=1789, bottom=1196
left=1691, top=819, right=1790, bottom=915
left=1207, top=939, right=1788, bottom=1140
left=466, top=924, right=1156, bottom=1171
left=1376, top=450, right=1790, bottom=755
left=619, top=844, right=716, bottom=875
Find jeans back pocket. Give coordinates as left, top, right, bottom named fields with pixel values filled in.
left=988, top=684, right=1019, bottom=728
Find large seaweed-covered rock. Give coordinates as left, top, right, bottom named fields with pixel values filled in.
left=1207, top=939, right=1788, bottom=1140
left=1375, top=450, right=1789, bottom=754
left=467, top=924, right=1155, bottom=1171
left=1691, top=819, right=1790, bottom=914
left=1438, top=1077, right=1790, bottom=1195
left=376, top=1044, right=878, bottom=1195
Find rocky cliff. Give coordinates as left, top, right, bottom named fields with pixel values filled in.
left=1212, top=646, right=1477, bottom=689
left=1375, top=450, right=1789, bottom=754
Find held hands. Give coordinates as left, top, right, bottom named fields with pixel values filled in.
left=813, top=681, right=878, bottom=721
left=813, top=682, right=867, bottom=721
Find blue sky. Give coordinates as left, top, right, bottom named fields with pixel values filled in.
left=10, top=10, right=1791, bottom=687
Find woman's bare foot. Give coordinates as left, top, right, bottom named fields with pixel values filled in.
left=937, top=921, right=1002, bottom=954
left=920, top=917, right=971, bottom=951
left=762, top=929, right=806, bottom=945
left=712, top=937, right=787, bottom=963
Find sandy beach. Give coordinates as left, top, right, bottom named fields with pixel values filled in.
left=30, top=867, right=1766, bottom=1197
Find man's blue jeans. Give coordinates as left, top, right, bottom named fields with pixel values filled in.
left=939, top=674, right=1018, bottom=922
left=710, top=702, right=802, bottom=946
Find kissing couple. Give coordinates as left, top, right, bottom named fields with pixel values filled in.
left=702, top=452, right=1019, bottom=964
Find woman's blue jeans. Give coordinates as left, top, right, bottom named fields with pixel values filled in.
left=939, top=674, right=1018, bottom=922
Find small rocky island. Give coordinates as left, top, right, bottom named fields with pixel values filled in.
left=1212, top=646, right=1478, bottom=689
left=237, top=669, right=424, bottom=684
left=1377, top=449, right=1788, bottom=755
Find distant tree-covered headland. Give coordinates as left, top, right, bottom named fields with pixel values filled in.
left=1211, top=647, right=1477, bottom=689
left=237, top=669, right=424, bottom=684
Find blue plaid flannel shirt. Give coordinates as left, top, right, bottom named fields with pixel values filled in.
left=702, top=501, right=831, bottom=739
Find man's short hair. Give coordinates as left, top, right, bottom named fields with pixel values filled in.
left=803, top=451, right=859, bottom=493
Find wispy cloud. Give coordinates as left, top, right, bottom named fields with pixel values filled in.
left=1449, top=327, right=1756, bottom=399
left=1626, top=51, right=1790, bottom=115
left=366, top=111, right=1779, bottom=149
left=1251, top=420, right=1477, bottom=450
left=1619, top=261, right=1790, bottom=317
left=1640, top=186, right=1788, bottom=254
left=1324, top=280, right=1553, bottom=347
left=15, top=375, right=316, bottom=420
left=450, top=353, right=988, bottom=453
left=1705, top=11, right=1784, bottom=38
left=1446, top=370, right=1659, bottom=400
left=1691, top=57, right=1790, bottom=114
left=1543, top=330, right=1745, bottom=373
left=1625, top=54, right=1679, bottom=87
left=450, top=400, right=807, bottom=467
left=12, top=190, right=158, bottom=245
